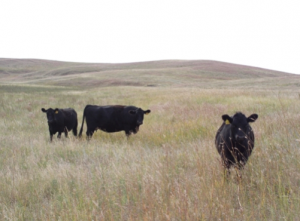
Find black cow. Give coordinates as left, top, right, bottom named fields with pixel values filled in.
left=78, top=105, right=151, bottom=139
left=41, top=108, right=78, bottom=141
left=215, top=112, right=258, bottom=170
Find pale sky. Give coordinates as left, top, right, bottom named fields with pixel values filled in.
left=1, top=1, right=300, bottom=74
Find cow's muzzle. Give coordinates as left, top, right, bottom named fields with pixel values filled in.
left=137, top=121, right=143, bottom=125
left=235, top=135, right=246, bottom=142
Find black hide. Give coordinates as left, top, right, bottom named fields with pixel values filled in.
left=78, top=105, right=151, bottom=139
left=215, top=112, right=258, bottom=169
left=41, top=108, right=78, bottom=141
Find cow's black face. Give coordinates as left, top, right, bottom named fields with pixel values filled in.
left=129, top=108, right=151, bottom=126
left=222, top=112, right=258, bottom=144
left=41, top=108, right=59, bottom=124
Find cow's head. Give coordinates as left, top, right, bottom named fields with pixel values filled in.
left=222, top=112, right=258, bottom=143
left=41, top=108, right=60, bottom=124
left=129, top=108, right=151, bottom=126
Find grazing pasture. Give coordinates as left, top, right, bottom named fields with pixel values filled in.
left=1, top=59, right=300, bottom=220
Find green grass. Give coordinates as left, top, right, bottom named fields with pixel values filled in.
left=1, top=59, right=300, bottom=220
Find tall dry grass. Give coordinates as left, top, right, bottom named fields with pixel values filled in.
left=0, top=85, right=300, bottom=220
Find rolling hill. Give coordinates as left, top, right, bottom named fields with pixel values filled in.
left=0, top=58, right=299, bottom=90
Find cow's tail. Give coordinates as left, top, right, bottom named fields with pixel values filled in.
left=78, top=107, right=86, bottom=137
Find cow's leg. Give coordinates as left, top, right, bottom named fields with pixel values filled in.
left=64, top=127, right=68, bottom=138
left=125, top=131, right=131, bottom=140
left=57, top=132, right=62, bottom=139
left=86, top=128, right=94, bottom=140
left=49, top=130, right=54, bottom=142
left=73, top=127, right=78, bottom=137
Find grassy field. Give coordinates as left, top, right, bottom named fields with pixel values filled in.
left=1, top=59, right=300, bottom=220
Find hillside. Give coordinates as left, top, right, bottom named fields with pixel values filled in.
left=1, top=58, right=300, bottom=219
left=1, top=58, right=300, bottom=90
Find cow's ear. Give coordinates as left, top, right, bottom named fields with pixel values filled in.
left=144, top=110, right=151, bottom=115
left=129, top=110, right=137, bottom=115
left=247, top=114, right=258, bottom=123
left=41, top=108, right=47, bottom=113
left=222, top=114, right=232, bottom=124
left=54, top=108, right=59, bottom=114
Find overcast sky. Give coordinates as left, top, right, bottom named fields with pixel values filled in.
left=1, top=1, right=300, bottom=74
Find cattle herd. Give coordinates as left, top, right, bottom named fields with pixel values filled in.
left=41, top=105, right=258, bottom=173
